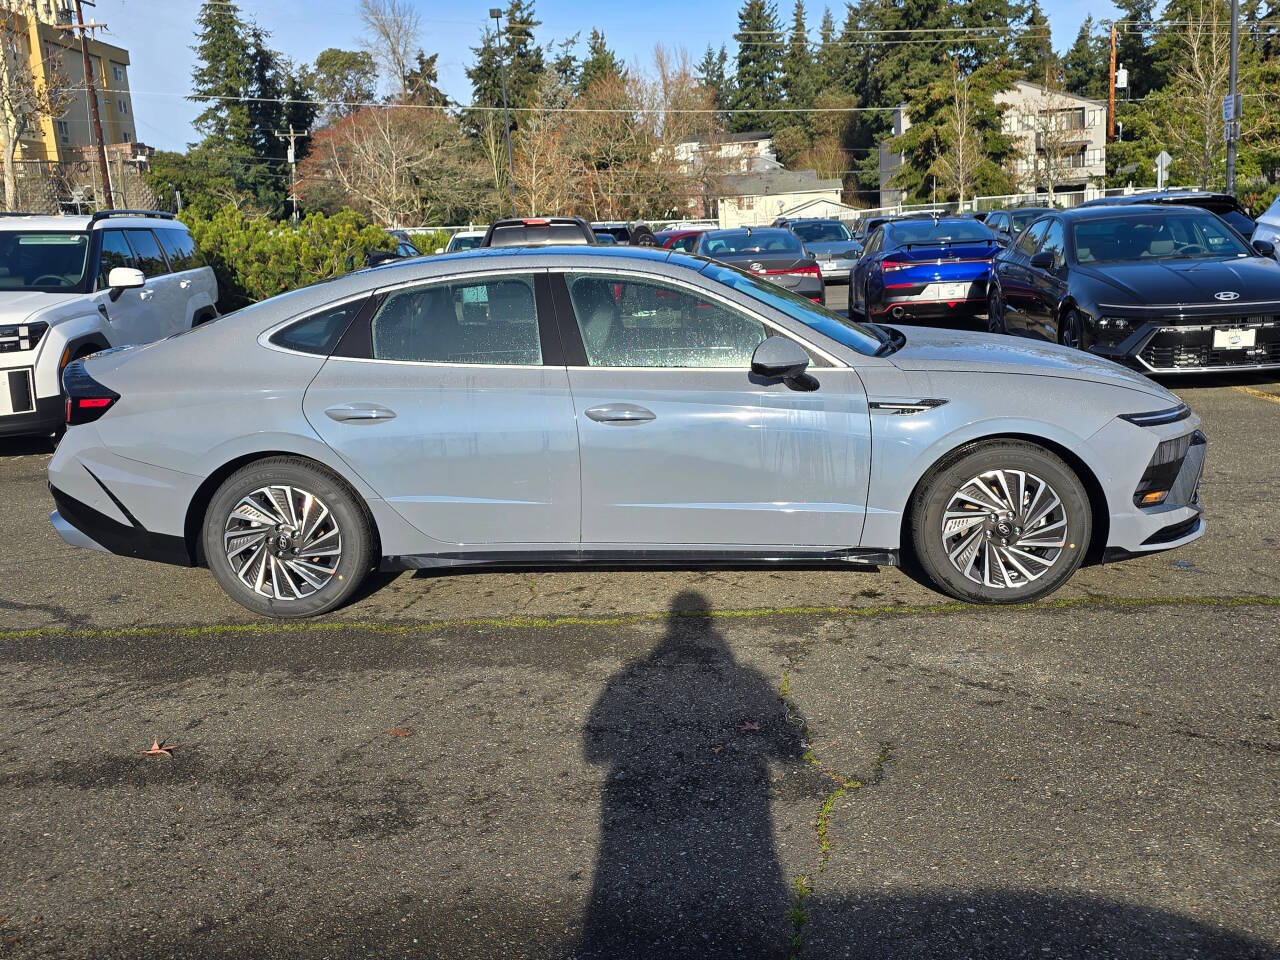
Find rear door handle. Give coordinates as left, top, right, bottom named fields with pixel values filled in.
left=324, top=402, right=397, bottom=423
left=585, top=403, right=656, bottom=424
left=179, top=279, right=192, bottom=289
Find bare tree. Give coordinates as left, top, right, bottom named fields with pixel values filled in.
left=513, top=74, right=574, bottom=216
left=298, top=106, right=483, bottom=227
left=0, top=2, right=73, bottom=209
left=359, top=0, right=420, bottom=103
left=1017, top=85, right=1092, bottom=202
left=930, top=60, right=983, bottom=206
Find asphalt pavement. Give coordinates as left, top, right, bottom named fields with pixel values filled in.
left=1, top=365, right=1278, bottom=959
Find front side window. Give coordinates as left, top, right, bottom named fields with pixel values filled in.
left=1015, top=219, right=1049, bottom=256
left=1038, top=220, right=1066, bottom=269
left=565, top=273, right=767, bottom=368
left=124, top=229, right=168, bottom=277
left=0, top=231, right=90, bottom=292
left=96, top=230, right=134, bottom=288
left=371, top=275, right=541, bottom=365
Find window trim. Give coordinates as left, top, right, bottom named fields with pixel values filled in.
left=258, top=293, right=379, bottom=359
left=326, top=268, right=555, bottom=369
left=548, top=266, right=846, bottom=371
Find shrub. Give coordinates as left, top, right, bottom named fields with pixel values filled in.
left=407, top=229, right=453, bottom=253
left=182, top=207, right=396, bottom=311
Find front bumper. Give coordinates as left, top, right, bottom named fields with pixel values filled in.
left=0, top=391, right=62, bottom=438
left=1090, top=316, right=1280, bottom=374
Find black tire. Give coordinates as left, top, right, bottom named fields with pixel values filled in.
left=1058, top=307, right=1083, bottom=349
left=203, top=456, right=374, bottom=618
left=987, top=284, right=1006, bottom=334
left=910, top=440, right=1092, bottom=604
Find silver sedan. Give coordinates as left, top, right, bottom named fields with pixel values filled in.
left=49, top=246, right=1205, bottom=618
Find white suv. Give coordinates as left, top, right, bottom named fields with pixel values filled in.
left=0, top=210, right=217, bottom=439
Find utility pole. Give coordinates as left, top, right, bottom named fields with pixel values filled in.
left=1226, top=0, right=1240, bottom=194
left=1108, top=24, right=1117, bottom=142
left=490, top=7, right=518, bottom=217
left=61, top=0, right=113, bottom=208
left=274, top=125, right=309, bottom=221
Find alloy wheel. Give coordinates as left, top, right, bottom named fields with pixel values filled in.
left=1060, top=310, right=1082, bottom=349
left=222, top=484, right=342, bottom=600
left=987, top=288, right=1005, bottom=334
left=940, top=469, right=1068, bottom=589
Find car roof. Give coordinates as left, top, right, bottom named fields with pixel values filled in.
left=1055, top=203, right=1228, bottom=221
left=377, top=244, right=681, bottom=269
left=451, top=229, right=485, bottom=238
left=703, top=227, right=792, bottom=236
left=0, top=213, right=182, bottom=232
left=887, top=216, right=987, bottom=227
left=1082, top=191, right=1239, bottom=207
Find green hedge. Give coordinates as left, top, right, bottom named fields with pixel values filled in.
left=407, top=229, right=453, bottom=254
left=182, top=207, right=396, bottom=312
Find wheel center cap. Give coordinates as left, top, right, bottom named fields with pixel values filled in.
left=994, top=520, right=1014, bottom=538
left=275, top=534, right=293, bottom=552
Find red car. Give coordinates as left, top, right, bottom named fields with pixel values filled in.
left=654, top=228, right=706, bottom=252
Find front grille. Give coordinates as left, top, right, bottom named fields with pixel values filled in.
left=1138, top=318, right=1280, bottom=370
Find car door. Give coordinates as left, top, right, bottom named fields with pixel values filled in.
left=853, top=228, right=882, bottom=313
left=1026, top=218, right=1068, bottom=341
left=302, top=270, right=581, bottom=547
left=995, top=218, right=1049, bottom=335
left=91, top=228, right=149, bottom=345
left=123, top=228, right=184, bottom=339
left=552, top=268, right=871, bottom=549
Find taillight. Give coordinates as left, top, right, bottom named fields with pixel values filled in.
left=62, top=360, right=119, bottom=426
left=763, top=264, right=822, bottom=279
left=881, top=260, right=907, bottom=272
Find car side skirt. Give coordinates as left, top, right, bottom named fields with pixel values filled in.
left=381, top=547, right=898, bottom=572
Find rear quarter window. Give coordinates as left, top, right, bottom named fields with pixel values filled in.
left=270, top=299, right=366, bottom=355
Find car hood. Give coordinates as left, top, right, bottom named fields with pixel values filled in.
left=0, top=290, right=80, bottom=323
left=1076, top=256, right=1280, bottom=306
left=887, top=325, right=1172, bottom=399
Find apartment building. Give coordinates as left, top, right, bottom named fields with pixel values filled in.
left=3, top=0, right=137, bottom=166
left=878, top=81, right=1108, bottom=207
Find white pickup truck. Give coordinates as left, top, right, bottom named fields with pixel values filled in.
left=0, top=210, right=218, bottom=440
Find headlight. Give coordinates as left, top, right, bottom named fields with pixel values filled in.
left=1095, top=316, right=1131, bottom=335
left=0, top=321, right=49, bottom=353
left=1120, top=403, right=1190, bottom=427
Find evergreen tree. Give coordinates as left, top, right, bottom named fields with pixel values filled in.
left=1013, top=0, right=1055, bottom=83
left=579, top=29, right=627, bottom=93
left=781, top=0, right=816, bottom=109
left=550, top=35, right=581, bottom=91
left=189, top=0, right=253, bottom=152
left=729, top=0, right=784, bottom=131
left=306, top=49, right=378, bottom=124
left=502, top=0, right=546, bottom=108
left=815, top=6, right=841, bottom=90
left=1062, top=17, right=1108, bottom=100
left=696, top=44, right=734, bottom=122
left=404, top=51, right=449, bottom=107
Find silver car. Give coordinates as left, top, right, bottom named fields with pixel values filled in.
left=48, top=246, right=1206, bottom=618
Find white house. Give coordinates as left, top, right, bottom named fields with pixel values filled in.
left=715, top=169, right=844, bottom=228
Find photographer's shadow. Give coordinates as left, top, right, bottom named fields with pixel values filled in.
left=578, top=590, right=804, bottom=959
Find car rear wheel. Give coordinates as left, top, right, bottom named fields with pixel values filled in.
left=910, top=441, right=1091, bottom=604
left=987, top=285, right=1006, bottom=334
left=203, top=457, right=374, bottom=618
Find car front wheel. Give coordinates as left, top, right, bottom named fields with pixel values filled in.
left=910, top=441, right=1092, bottom=604
left=1058, top=308, right=1084, bottom=350
left=203, top=457, right=374, bottom=618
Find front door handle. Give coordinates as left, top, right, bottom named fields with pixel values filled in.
left=585, top=403, right=656, bottom=424
left=324, top=402, right=397, bottom=423
left=139, top=289, right=154, bottom=301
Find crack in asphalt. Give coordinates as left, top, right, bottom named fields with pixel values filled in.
left=777, top=670, right=894, bottom=960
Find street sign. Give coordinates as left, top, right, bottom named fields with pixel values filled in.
left=1222, top=94, right=1242, bottom=122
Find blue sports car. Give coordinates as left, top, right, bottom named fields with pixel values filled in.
left=850, top=217, right=999, bottom=324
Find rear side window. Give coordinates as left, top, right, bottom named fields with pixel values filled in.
left=124, top=229, right=168, bottom=277
left=485, top=222, right=589, bottom=246
left=156, top=229, right=199, bottom=271
left=97, top=230, right=134, bottom=288
left=271, top=299, right=365, bottom=355
left=370, top=276, right=541, bottom=365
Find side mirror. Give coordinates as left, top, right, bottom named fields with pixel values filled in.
left=1252, top=238, right=1275, bottom=258
left=106, top=266, right=144, bottom=301
left=751, top=335, right=816, bottom=390
left=1029, top=250, right=1055, bottom=270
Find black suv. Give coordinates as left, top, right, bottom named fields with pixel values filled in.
left=1080, top=191, right=1255, bottom=240
left=482, top=216, right=598, bottom=247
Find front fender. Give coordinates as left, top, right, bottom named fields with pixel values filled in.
left=35, top=316, right=112, bottom=398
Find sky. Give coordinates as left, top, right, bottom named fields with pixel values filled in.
left=104, top=0, right=1124, bottom=152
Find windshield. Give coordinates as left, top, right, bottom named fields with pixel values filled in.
left=1010, top=211, right=1041, bottom=235
left=447, top=235, right=482, bottom=251
left=702, top=231, right=802, bottom=255
left=890, top=221, right=993, bottom=246
left=700, top=260, right=886, bottom=356
left=0, top=231, right=90, bottom=292
left=792, top=222, right=851, bottom=243
left=1073, top=211, right=1253, bottom=263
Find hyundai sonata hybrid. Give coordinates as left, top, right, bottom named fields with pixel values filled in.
left=48, top=246, right=1205, bottom=618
